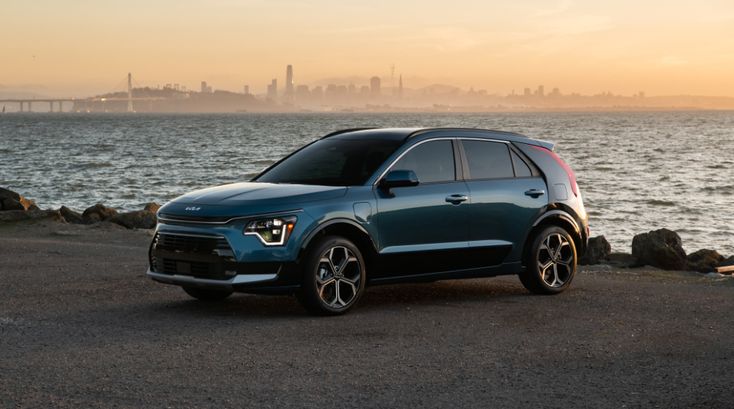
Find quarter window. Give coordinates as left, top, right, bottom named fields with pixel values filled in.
left=392, top=140, right=455, bottom=183
left=511, top=151, right=533, bottom=177
left=462, top=140, right=514, bottom=180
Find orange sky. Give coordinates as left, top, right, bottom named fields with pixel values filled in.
left=2, top=0, right=734, bottom=97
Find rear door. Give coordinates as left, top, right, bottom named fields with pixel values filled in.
left=459, top=138, right=548, bottom=264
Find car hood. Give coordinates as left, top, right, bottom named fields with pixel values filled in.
left=159, top=182, right=347, bottom=218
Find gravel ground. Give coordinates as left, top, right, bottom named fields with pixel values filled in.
left=1, top=220, right=733, bottom=408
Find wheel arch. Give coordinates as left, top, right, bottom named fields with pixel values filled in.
left=523, top=209, right=583, bottom=266
left=299, top=219, right=379, bottom=274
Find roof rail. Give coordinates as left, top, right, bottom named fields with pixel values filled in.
left=406, top=127, right=526, bottom=139
left=321, top=127, right=378, bottom=139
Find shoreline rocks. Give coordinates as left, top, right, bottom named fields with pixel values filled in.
left=579, top=235, right=611, bottom=265
left=0, top=187, right=159, bottom=230
left=631, top=228, right=687, bottom=270
left=686, top=249, right=725, bottom=273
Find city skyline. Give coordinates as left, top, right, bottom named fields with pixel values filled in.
left=2, top=1, right=734, bottom=98
left=6, top=64, right=734, bottom=113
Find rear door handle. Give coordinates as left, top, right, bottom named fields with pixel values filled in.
left=524, top=189, right=545, bottom=198
left=445, top=194, right=468, bottom=205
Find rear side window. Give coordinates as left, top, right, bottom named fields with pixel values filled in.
left=392, top=140, right=455, bottom=183
left=511, top=151, right=533, bottom=177
left=462, top=140, right=514, bottom=179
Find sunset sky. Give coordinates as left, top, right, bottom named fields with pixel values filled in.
left=2, top=0, right=734, bottom=97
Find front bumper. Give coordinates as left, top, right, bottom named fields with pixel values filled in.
left=147, top=268, right=278, bottom=290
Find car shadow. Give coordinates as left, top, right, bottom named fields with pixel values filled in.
left=142, top=276, right=530, bottom=319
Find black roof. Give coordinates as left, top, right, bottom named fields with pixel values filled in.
left=322, top=127, right=554, bottom=149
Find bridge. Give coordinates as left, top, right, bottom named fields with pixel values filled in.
left=0, top=73, right=164, bottom=113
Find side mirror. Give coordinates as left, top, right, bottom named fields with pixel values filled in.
left=379, top=170, right=419, bottom=192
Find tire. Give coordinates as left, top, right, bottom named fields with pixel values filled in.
left=296, top=236, right=366, bottom=315
left=519, top=226, right=577, bottom=295
left=183, top=286, right=233, bottom=301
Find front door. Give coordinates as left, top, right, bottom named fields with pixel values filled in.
left=373, top=139, right=471, bottom=277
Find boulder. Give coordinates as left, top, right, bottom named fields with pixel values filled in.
left=579, top=236, right=612, bottom=265
left=59, top=206, right=84, bottom=224
left=0, top=209, right=62, bottom=223
left=0, top=188, right=37, bottom=211
left=110, top=210, right=156, bottom=229
left=142, top=202, right=161, bottom=214
left=82, top=203, right=118, bottom=224
left=0, top=187, right=21, bottom=201
left=686, top=249, right=725, bottom=273
left=109, top=203, right=159, bottom=229
left=1, top=198, right=25, bottom=211
left=631, top=228, right=687, bottom=270
left=607, top=252, right=636, bottom=268
left=718, top=256, right=734, bottom=268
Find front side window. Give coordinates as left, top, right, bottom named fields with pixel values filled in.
left=462, top=140, right=514, bottom=180
left=256, top=138, right=402, bottom=186
left=391, top=140, right=456, bottom=183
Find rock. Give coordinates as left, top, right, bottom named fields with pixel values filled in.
left=579, top=235, right=612, bottom=265
left=110, top=210, right=157, bottom=229
left=1, top=198, right=25, bottom=211
left=607, top=252, right=636, bottom=268
left=718, top=256, right=734, bottom=267
left=59, top=206, right=84, bottom=224
left=142, top=202, right=160, bottom=213
left=631, top=228, right=687, bottom=270
left=0, top=187, right=21, bottom=201
left=686, top=249, right=725, bottom=273
left=0, top=209, right=62, bottom=223
left=82, top=204, right=118, bottom=224
left=0, top=189, right=37, bottom=211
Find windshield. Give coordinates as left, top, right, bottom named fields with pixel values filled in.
left=255, top=138, right=403, bottom=186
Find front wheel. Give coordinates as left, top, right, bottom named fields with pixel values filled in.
left=296, top=236, right=366, bottom=315
left=519, top=226, right=577, bottom=294
left=183, top=286, right=233, bottom=301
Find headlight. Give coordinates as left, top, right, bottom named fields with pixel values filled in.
left=244, top=216, right=297, bottom=246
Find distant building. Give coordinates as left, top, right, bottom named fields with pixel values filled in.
left=536, top=85, right=545, bottom=97
left=523, top=87, right=532, bottom=97
left=360, top=85, right=370, bottom=96
left=285, top=65, right=294, bottom=101
left=295, top=85, right=310, bottom=99
left=370, top=76, right=381, bottom=97
left=243, top=85, right=250, bottom=95
left=267, top=79, right=278, bottom=100
left=200, top=81, right=212, bottom=93
left=311, top=86, right=324, bottom=99
left=398, top=75, right=403, bottom=99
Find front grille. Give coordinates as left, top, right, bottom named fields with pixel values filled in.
left=154, top=233, right=230, bottom=255
left=149, top=232, right=235, bottom=280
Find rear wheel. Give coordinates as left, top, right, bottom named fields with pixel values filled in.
left=183, top=286, right=233, bottom=301
left=519, top=226, right=577, bottom=294
left=297, top=236, right=366, bottom=315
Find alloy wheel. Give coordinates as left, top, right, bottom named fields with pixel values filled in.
left=316, top=246, right=362, bottom=309
left=537, top=233, right=574, bottom=288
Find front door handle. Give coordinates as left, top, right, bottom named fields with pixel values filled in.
left=445, top=194, right=468, bottom=205
left=525, top=189, right=545, bottom=198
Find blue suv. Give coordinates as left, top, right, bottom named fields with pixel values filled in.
left=148, top=128, right=589, bottom=315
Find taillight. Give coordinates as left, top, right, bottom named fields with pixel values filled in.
left=532, top=146, right=579, bottom=197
